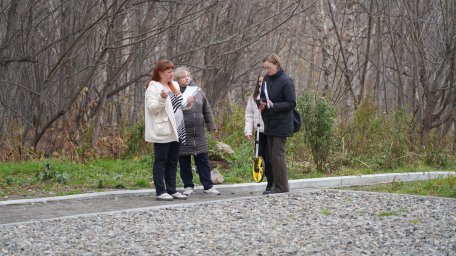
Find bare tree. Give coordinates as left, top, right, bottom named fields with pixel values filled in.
left=1, top=0, right=455, bottom=156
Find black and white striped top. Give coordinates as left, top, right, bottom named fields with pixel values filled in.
left=167, top=90, right=186, bottom=144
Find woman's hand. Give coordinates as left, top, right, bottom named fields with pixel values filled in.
left=186, top=96, right=196, bottom=106
left=160, top=90, right=168, bottom=99
left=258, top=101, right=266, bottom=111
left=245, top=135, right=253, bottom=141
left=259, top=100, right=274, bottom=110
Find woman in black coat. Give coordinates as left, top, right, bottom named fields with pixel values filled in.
left=258, top=54, right=296, bottom=193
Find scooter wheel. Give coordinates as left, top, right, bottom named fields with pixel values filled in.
left=252, top=156, right=265, bottom=183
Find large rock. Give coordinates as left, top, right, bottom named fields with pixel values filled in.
left=211, top=168, right=224, bottom=184
left=216, top=141, right=234, bottom=155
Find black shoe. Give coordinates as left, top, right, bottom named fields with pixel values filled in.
left=271, top=189, right=288, bottom=194
left=263, top=186, right=274, bottom=195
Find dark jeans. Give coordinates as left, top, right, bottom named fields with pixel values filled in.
left=267, top=135, right=289, bottom=192
left=179, top=153, right=213, bottom=190
left=258, top=132, right=273, bottom=188
left=153, top=142, right=180, bottom=196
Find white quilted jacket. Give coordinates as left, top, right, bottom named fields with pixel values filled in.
left=144, top=81, right=180, bottom=143
left=244, top=96, right=265, bottom=136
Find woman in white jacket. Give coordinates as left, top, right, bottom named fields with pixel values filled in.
left=145, top=59, right=194, bottom=201
left=244, top=74, right=274, bottom=194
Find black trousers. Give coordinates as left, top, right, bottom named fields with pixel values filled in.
left=153, top=141, right=180, bottom=196
left=267, top=135, right=289, bottom=192
left=258, top=132, right=273, bottom=187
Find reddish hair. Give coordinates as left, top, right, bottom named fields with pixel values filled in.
left=147, top=59, right=177, bottom=94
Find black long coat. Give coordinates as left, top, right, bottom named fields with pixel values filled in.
left=260, top=69, right=296, bottom=137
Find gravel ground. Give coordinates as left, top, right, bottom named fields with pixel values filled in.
left=1, top=189, right=455, bottom=255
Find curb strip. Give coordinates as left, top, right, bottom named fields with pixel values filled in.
left=1, top=171, right=454, bottom=206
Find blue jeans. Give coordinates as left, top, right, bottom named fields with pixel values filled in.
left=179, top=153, right=213, bottom=190
left=153, top=142, right=180, bottom=196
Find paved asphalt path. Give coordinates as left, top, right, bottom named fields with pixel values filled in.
left=0, top=189, right=266, bottom=225
left=2, top=172, right=454, bottom=226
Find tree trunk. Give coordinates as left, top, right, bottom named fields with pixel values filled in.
left=359, top=0, right=375, bottom=104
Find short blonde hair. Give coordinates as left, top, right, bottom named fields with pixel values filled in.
left=174, top=66, right=191, bottom=80
left=262, top=53, right=282, bottom=70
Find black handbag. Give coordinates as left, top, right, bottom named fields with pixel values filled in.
left=293, top=108, right=302, bottom=133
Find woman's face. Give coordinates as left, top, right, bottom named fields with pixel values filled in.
left=263, top=61, right=279, bottom=76
left=258, top=76, right=263, bottom=87
left=159, top=68, right=174, bottom=84
left=178, top=70, right=191, bottom=87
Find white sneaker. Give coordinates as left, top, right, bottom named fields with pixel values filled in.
left=203, top=187, right=221, bottom=195
left=183, top=187, right=194, bottom=196
left=156, top=193, right=173, bottom=201
left=171, top=192, right=187, bottom=200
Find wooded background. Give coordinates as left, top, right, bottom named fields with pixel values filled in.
left=1, top=0, right=455, bottom=158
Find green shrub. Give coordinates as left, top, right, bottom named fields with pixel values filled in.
left=114, top=183, right=126, bottom=189
left=424, top=150, right=451, bottom=168
left=55, top=172, right=69, bottom=184
left=123, top=120, right=146, bottom=158
left=5, top=176, right=17, bottom=185
left=298, top=90, right=336, bottom=171
left=337, top=100, right=412, bottom=170
left=215, top=104, right=247, bottom=149
left=97, top=179, right=105, bottom=188
left=36, top=163, right=56, bottom=182
left=36, top=162, right=69, bottom=184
